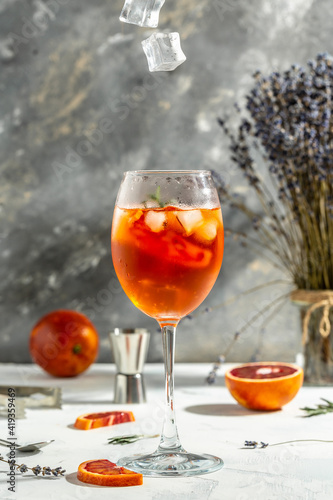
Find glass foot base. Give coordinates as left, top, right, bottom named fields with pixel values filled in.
left=117, top=449, right=224, bottom=477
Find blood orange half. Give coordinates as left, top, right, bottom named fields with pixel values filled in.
left=225, top=362, right=303, bottom=411
left=74, top=411, right=135, bottom=430
left=77, top=459, right=143, bottom=487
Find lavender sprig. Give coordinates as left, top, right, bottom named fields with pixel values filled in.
left=243, top=439, right=333, bottom=449
left=244, top=441, right=269, bottom=449
left=206, top=287, right=290, bottom=383
left=207, top=355, right=225, bottom=384
left=0, top=455, right=65, bottom=477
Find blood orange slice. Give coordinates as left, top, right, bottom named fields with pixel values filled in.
left=77, top=459, right=143, bottom=487
left=74, top=411, right=135, bottom=430
left=225, top=362, right=303, bottom=411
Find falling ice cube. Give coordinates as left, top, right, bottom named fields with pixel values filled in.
left=142, top=32, right=186, bottom=72
left=119, top=0, right=165, bottom=28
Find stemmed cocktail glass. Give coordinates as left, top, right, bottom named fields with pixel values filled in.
left=111, top=170, right=224, bottom=476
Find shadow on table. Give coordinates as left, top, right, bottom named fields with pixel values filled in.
left=66, top=472, right=105, bottom=488
left=185, top=403, right=269, bottom=416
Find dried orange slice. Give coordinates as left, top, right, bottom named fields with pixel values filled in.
left=225, top=362, right=303, bottom=411
left=77, top=459, right=143, bottom=487
left=74, top=411, right=135, bottom=430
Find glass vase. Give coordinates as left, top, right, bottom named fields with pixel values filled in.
left=292, top=290, right=333, bottom=385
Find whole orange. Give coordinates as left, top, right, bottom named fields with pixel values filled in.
left=225, top=362, right=303, bottom=411
left=29, top=310, right=99, bottom=377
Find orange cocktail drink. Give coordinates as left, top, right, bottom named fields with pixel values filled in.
left=112, top=171, right=225, bottom=476
left=111, top=205, right=224, bottom=324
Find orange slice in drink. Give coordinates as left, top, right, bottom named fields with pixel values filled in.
left=74, top=411, right=135, bottom=430
left=77, top=459, right=143, bottom=487
left=165, top=233, right=212, bottom=268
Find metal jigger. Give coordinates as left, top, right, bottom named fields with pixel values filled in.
left=109, top=328, right=150, bottom=404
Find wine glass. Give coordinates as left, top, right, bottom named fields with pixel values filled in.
left=111, top=170, right=224, bottom=476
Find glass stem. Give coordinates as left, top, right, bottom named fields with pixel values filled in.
left=157, top=324, right=184, bottom=453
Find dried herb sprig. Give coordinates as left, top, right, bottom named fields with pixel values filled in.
left=300, top=398, right=333, bottom=417
left=244, top=441, right=269, bottom=449
left=108, top=434, right=159, bottom=445
left=206, top=285, right=291, bottom=384
left=243, top=439, right=333, bottom=449
left=0, top=455, right=65, bottom=476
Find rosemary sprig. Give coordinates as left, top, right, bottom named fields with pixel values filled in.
left=108, top=434, right=159, bottom=445
left=0, top=455, right=65, bottom=476
left=144, top=186, right=165, bottom=208
left=143, top=186, right=177, bottom=208
left=150, top=186, right=163, bottom=207
left=300, top=398, right=333, bottom=417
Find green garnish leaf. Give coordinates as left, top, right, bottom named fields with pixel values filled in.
left=300, top=398, right=333, bottom=417
left=144, top=186, right=165, bottom=208
left=107, top=434, right=159, bottom=445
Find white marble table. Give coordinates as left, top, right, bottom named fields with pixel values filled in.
left=0, top=363, right=332, bottom=500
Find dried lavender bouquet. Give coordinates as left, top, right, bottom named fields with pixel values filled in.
left=217, top=52, right=333, bottom=291
left=212, top=53, right=333, bottom=383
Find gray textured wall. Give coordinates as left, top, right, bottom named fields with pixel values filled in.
left=0, top=0, right=330, bottom=364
